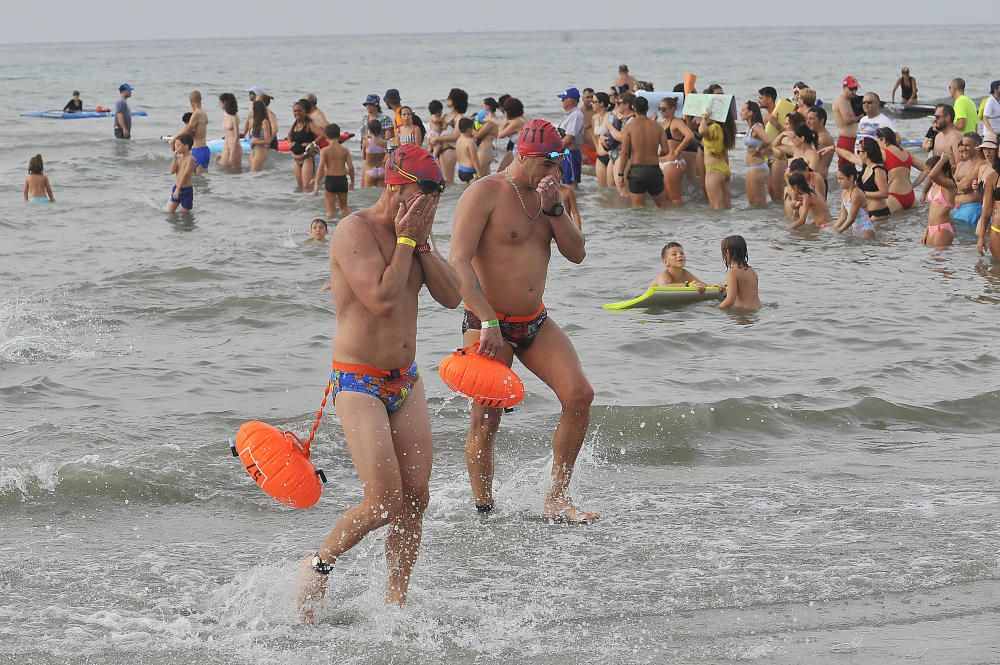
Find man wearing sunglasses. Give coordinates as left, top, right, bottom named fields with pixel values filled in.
left=449, top=118, right=598, bottom=525
left=926, top=104, right=963, bottom=165
left=833, top=75, right=863, bottom=167
left=856, top=93, right=896, bottom=148
left=297, top=143, right=461, bottom=617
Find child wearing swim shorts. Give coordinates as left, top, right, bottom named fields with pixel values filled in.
left=23, top=154, right=54, bottom=203
left=651, top=242, right=707, bottom=291
left=456, top=117, right=481, bottom=184
left=718, top=235, right=760, bottom=310
left=316, top=123, right=354, bottom=219
left=168, top=134, right=195, bottom=213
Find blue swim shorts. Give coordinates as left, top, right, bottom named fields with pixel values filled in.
left=191, top=146, right=211, bottom=169
left=170, top=185, right=194, bottom=210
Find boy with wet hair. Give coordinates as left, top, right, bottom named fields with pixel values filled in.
left=317, top=123, right=354, bottom=219
left=168, top=134, right=195, bottom=213
left=651, top=242, right=707, bottom=291
left=455, top=117, right=481, bottom=184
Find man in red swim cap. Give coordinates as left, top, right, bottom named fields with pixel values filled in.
left=448, top=118, right=599, bottom=524
left=297, top=143, right=461, bottom=618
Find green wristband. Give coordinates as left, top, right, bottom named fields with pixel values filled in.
left=481, top=319, right=500, bottom=329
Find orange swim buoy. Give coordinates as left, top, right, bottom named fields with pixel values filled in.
left=230, top=420, right=327, bottom=509
left=438, top=344, right=525, bottom=408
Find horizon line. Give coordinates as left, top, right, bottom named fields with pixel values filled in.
left=2, top=23, right=998, bottom=47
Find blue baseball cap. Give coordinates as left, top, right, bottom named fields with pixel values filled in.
left=557, top=87, right=580, bottom=101
left=363, top=93, right=380, bottom=107
left=119, top=83, right=135, bottom=92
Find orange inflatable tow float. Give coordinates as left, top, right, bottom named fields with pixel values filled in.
left=439, top=343, right=525, bottom=408
left=229, top=380, right=332, bottom=509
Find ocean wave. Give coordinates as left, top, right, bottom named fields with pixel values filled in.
left=0, top=293, right=124, bottom=365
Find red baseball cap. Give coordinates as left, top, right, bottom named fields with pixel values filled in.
left=384, top=144, right=443, bottom=186
left=842, top=75, right=859, bottom=89
left=517, top=119, right=563, bottom=157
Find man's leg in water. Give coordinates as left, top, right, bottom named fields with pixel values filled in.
left=296, top=391, right=403, bottom=620
left=384, top=378, right=433, bottom=605
left=517, top=317, right=598, bottom=522
left=462, top=328, right=515, bottom=510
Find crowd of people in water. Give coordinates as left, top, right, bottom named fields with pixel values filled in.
left=20, top=63, right=1000, bottom=621
left=24, top=66, right=1000, bottom=260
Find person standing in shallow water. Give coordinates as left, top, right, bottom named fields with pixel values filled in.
left=448, top=119, right=599, bottom=524
left=296, top=144, right=461, bottom=619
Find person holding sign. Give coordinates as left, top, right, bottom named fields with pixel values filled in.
left=693, top=97, right=736, bottom=210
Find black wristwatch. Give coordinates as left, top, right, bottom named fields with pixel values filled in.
left=542, top=203, right=565, bottom=217
left=312, top=553, right=334, bottom=575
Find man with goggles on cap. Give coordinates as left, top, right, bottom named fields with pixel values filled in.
left=297, top=143, right=461, bottom=618
left=448, top=119, right=599, bottom=525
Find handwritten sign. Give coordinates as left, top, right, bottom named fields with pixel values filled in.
left=682, top=94, right=735, bottom=122
left=637, top=91, right=684, bottom=118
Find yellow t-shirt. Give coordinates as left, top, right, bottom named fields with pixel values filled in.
left=953, top=95, right=979, bottom=135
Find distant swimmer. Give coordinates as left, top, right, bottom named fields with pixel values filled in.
left=718, top=235, right=760, bottom=311
left=612, top=64, right=638, bottom=93
left=296, top=144, right=461, bottom=618
left=316, top=123, right=354, bottom=219
left=618, top=95, right=671, bottom=209
left=307, top=217, right=328, bottom=243
left=167, top=134, right=195, bottom=213
left=114, top=83, right=134, bottom=140
left=63, top=90, right=82, bottom=113
left=175, top=91, right=210, bottom=173
left=833, top=75, right=862, bottom=167
left=23, top=154, right=54, bottom=203
left=448, top=119, right=598, bottom=523
left=651, top=242, right=708, bottom=290
left=891, top=67, right=918, bottom=105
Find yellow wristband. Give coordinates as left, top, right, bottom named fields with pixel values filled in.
left=396, top=236, right=417, bottom=248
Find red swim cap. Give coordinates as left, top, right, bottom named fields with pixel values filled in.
left=517, top=119, right=563, bottom=157
left=385, top=144, right=443, bottom=185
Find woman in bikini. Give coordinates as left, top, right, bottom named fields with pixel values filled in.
left=977, top=146, right=1000, bottom=260
left=396, top=106, right=422, bottom=146
left=661, top=96, right=695, bottom=203
left=361, top=118, right=388, bottom=188
left=218, top=93, right=243, bottom=171
left=740, top=101, right=771, bottom=207
left=428, top=88, right=468, bottom=183
left=824, top=137, right=891, bottom=221
left=248, top=100, right=273, bottom=172
left=876, top=127, right=925, bottom=212
left=473, top=98, right=500, bottom=175
left=923, top=155, right=956, bottom=247
left=698, top=107, right=736, bottom=210
left=590, top=93, right=614, bottom=188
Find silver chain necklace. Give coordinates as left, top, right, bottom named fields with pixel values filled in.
left=504, top=167, right=542, bottom=220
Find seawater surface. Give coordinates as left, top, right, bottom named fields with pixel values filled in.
left=1, top=26, right=999, bottom=665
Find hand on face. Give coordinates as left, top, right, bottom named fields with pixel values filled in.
left=536, top=175, right=563, bottom=209
left=394, top=192, right=438, bottom=243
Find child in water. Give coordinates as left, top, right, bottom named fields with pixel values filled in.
left=316, top=123, right=354, bottom=219
left=426, top=100, right=445, bottom=157
left=455, top=117, right=481, bottom=184
left=23, top=154, right=54, bottom=203
left=168, top=134, right=195, bottom=213
left=308, top=217, right=328, bottom=243
left=718, top=235, right=760, bottom=310
left=787, top=172, right=832, bottom=230
left=651, top=242, right=708, bottom=291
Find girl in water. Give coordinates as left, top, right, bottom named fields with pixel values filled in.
left=474, top=97, right=499, bottom=175
left=876, top=127, right=925, bottom=212
left=396, top=106, right=422, bottom=146
left=698, top=107, right=736, bottom=210
left=977, top=146, right=1000, bottom=261
left=825, top=137, right=890, bottom=221
left=718, top=235, right=760, bottom=310
left=428, top=88, right=468, bottom=183
left=218, top=93, right=243, bottom=170
left=922, top=155, right=956, bottom=247
left=361, top=119, right=388, bottom=188
left=740, top=101, right=771, bottom=207
left=425, top=100, right=444, bottom=157
left=590, top=93, right=613, bottom=187
left=23, top=154, right=54, bottom=203
left=248, top=100, right=273, bottom=172
left=661, top=96, right=695, bottom=203
left=787, top=172, right=832, bottom=230
left=497, top=97, right=526, bottom=172
left=833, top=163, right=876, bottom=240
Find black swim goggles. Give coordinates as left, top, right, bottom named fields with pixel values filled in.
left=388, top=150, right=446, bottom=194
